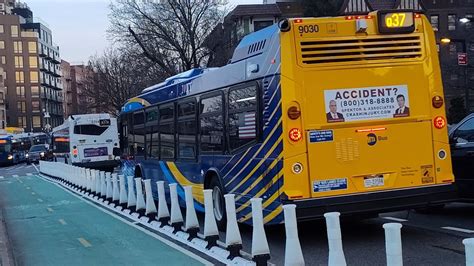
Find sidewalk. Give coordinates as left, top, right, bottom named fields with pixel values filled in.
left=0, top=174, right=209, bottom=266
left=0, top=206, right=14, bottom=266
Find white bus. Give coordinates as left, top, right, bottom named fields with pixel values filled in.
left=51, top=113, right=120, bottom=170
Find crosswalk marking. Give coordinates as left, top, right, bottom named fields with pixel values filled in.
left=47, top=207, right=53, bottom=212
left=58, top=219, right=67, bottom=225
left=37, top=198, right=43, bottom=202
left=77, top=238, right=92, bottom=248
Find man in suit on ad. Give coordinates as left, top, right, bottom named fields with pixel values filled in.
left=394, top=94, right=410, bottom=117
left=327, top=100, right=345, bottom=122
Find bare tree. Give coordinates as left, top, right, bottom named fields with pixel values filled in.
left=108, top=0, right=228, bottom=75
left=83, top=47, right=166, bottom=116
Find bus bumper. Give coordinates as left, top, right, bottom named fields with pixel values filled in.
left=73, top=160, right=119, bottom=170
left=288, top=184, right=457, bottom=220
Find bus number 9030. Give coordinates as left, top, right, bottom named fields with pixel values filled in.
left=298, top=24, right=319, bottom=34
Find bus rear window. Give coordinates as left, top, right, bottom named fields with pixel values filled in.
left=74, top=125, right=108, bottom=135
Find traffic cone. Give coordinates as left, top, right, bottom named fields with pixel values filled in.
left=135, top=178, right=146, bottom=215
left=112, top=173, right=120, bottom=204
left=324, top=212, right=347, bottom=266
left=156, top=181, right=170, bottom=226
left=283, top=204, right=304, bottom=266
left=144, top=179, right=157, bottom=217
left=184, top=186, right=199, bottom=240
left=169, top=183, right=184, bottom=233
left=203, top=189, right=219, bottom=249
left=119, top=174, right=128, bottom=207
left=463, top=238, right=474, bottom=266
left=383, top=223, right=403, bottom=266
left=224, top=194, right=242, bottom=260
left=127, top=176, right=137, bottom=211
left=251, top=198, right=270, bottom=265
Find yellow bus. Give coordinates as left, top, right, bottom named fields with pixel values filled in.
left=121, top=10, right=455, bottom=226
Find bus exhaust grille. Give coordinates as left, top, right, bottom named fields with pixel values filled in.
left=299, top=35, right=422, bottom=65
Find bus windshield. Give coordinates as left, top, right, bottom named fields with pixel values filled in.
left=53, top=138, right=69, bottom=153
left=30, top=145, right=47, bottom=152
left=0, top=143, right=11, bottom=153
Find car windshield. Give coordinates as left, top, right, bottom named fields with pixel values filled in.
left=30, top=145, right=46, bottom=152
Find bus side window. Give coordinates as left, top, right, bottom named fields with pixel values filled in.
left=145, top=107, right=159, bottom=159
left=133, top=111, right=146, bottom=157
left=160, top=104, right=175, bottom=160
left=200, top=94, right=224, bottom=154
left=228, top=84, right=258, bottom=151
left=178, top=100, right=197, bottom=160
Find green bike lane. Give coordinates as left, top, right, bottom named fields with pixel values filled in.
left=0, top=174, right=210, bottom=266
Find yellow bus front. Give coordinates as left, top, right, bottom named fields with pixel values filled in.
left=279, top=11, right=456, bottom=218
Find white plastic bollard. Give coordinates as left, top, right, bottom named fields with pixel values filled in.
left=144, top=179, right=157, bottom=215
left=383, top=223, right=403, bottom=266
left=119, top=175, right=128, bottom=205
left=169, top=183, right=184, bottom=232
left=135, top=178, right=146, bottom=212
left=90, top=170, right=96, bottom=194
left=251, top=198, right=270, bottom=265
left=94, top=170, right=101, bottom=196
left=283, top=204, right=304, bottom=266
left=100, top=171, right=106, bottom=197
left=324, top=212, right=347, bottom=266
left=463, top=238, right=474, bottom=266
left=156, top=181, right=170, bottom=225
left=224, top=194, right=243, bottom=259
left=127, top=176, right=137, bottom=209
left=112, top=173, right=120, bottom=203
left=184, top=186, right=199, bottom=240
left=203, top=189, right=219, bottom=249
left=106, top=172, right=113, bottom=200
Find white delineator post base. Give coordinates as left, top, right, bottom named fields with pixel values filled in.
left=135, top=178, right=146, bottom=213
left=184, top=186, right=199, bottom=240
left=324, top=212, right=347, bottom=266
left=251, top=198, right=270, bottom=266
left=156, top=181, right=170, bottom=225
left=118, top=175, right=128, bottom=206
left=203, top=189, right=219, bottom=249
left=283, top=204, right=304, bottom=266
left=464, top=238, right=474, bottom=266
left=126, top=176, right=137, bottom=210
left=224, top=194, right=242, bottom=259
left=144, top=179, right=157, bottom=216
left=169, top=183, right=184, bottom=232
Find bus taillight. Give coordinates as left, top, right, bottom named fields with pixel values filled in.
left=432, top=96, right=444, bottom=108
left=73, top=149, right=78, bottom=157
left=434, top=116, right=446, bottom=129
left=287, top=106, right=301, bottom=120
left=289, top=128, right=302, bottom=142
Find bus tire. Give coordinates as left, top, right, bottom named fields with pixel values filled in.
left=208, top=176, right=227, bottom=230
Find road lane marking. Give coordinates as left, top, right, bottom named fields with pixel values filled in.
left=12, top=175, right=19, bottom=178
left=383, top=217, right=408, bottom=222
left=0, top=176, right=4, bottom=179
left=26, top=187, right=30, bottom=190
left=37, top=198, right=43, bottom=202
left=58, top=219, right=67, bottom=225
left=31, top=192, right=36, bottom=195
left=26, top=173, right=33, bottom=176
left=47, top=207, right=53, bottom=212
left=442, top=226, right=474, bottom=234
left=77, top=238, right=92, bottom=247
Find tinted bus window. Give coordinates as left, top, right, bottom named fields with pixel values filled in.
left=178, top=100, right=197, bottom=159
left=74, top=125, right=108, bottom=135
left=160, top=104, right=175, bottom=159
left=200, top=94, right=224, bottom=153
left=133, top=111, right=146, bottom=157
left=228, top=85, right=257, bottom=151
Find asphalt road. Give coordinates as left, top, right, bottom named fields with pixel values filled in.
left=1, top=163, right=472, bottom=265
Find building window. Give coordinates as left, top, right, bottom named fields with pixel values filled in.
left=31, top=86, right=39, bottom=97
left=451, top=73, right=458, bottom=80
left=430, top=15, right=439, bottom=31
left=254, top=20, right=274, bottom=32
left=448, top=14, right=456, bottom=31
left=14, top=56, right=23, bottom=68
left=10, top=25, right=18, bottom=37
left=13, top=41, right=22, bottom=53
left=17, top=116, right=26, bottom=128
left=1, top=56, right=5, bottom=64
left=0, top=41, right=4, bottom=49
left=16, top=86, right=25, bottom=97
left=32, top=101, right=40, bottom=112
left=466, top=14, right=473, bottom=29
left=449, top=43, right=457, bottom=54
left=28, top=41, right=37, bottom=53
left=29, top=56, right=37, bottom=68
left=32, top=116, right=41, bottom=127
left=30, top=71, right=39, bottom=83
left=17, top=101, right=26, bottom=113
left=15, top=71, right=24, bottom=83
left=0, top=25, right=4, bottom=33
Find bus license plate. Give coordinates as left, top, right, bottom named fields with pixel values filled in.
left=364, top=175, right=384, bottom=188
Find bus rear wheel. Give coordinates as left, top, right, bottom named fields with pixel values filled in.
left=209, top=177, right=226, bottom=230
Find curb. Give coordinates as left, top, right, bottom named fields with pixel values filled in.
left=0, top=207, right=15, bottom=266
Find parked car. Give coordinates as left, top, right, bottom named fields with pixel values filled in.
left=449, top=113, right=474, bottom=200
left=26, top=144, right=53, bottom=164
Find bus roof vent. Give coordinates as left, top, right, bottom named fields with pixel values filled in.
left=298, top=35, right=422, bottom=65
left=230, top=25, right=277, bottom=63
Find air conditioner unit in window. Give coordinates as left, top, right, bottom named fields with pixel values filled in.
left=0, top=4, right=5, bottom=11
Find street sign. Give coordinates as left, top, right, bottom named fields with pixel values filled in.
left=458, top=53, right=468, bottom=65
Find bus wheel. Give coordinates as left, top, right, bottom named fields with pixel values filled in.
left=209, top=177, right=226, bottom=230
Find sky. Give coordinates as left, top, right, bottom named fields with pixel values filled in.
left=25, top=0, right=262, bottom=64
